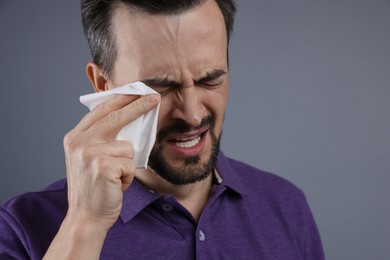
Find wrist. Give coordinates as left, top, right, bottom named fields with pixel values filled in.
left=63, top=212, right=111, bottom=239
left=44, top=213, right=110, bottom=259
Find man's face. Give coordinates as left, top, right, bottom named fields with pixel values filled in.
left=109, top=0, right=228, bottom=184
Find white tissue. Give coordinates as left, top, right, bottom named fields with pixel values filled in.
left=79, top=82, right=160, bottom=169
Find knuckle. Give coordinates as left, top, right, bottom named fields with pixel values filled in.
left=133, top=98, right=147, bottom=113
left=80, top=146, right=95, bottom=161
left=93, top=101, right=106, bottom=113
left=94, top=154, right=111, bottom=172
left=122, top=159, right=136, bottom=175
left=64, top=132, right=80, bottom=152
left=63, top=132, right=72, bottom=148
left=122, top=141, right=134, bottom=158
left=92, top=98, right=113, bottom=115
left=106, top=111, right=121, bottom=127
left=88, top=107, right=101, bottom=120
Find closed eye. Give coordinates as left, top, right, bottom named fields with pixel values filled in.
left=142, top=69, right=227, bottom=94
left=195, top=69, right=227, bottom=88
left=142, top=77, right=180, bottom=95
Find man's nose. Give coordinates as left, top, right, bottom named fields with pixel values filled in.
left=171, top=86, right=205, bottom=127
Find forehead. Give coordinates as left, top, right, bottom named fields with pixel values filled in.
left=111, top=0, right=228, bottom=81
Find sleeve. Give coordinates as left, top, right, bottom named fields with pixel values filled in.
left=0, top=207, right=30, bottom=260
left=296, top=192, right=325, bottom=260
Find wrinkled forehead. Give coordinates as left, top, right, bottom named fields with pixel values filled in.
left=111, top=1, right=227, bottom=54
left=110, top=0, right=228, bottom=79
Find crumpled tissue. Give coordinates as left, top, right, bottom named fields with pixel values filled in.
left=79, top=82, right=160, bottom=169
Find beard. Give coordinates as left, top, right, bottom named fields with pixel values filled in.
left=148, top=115, right=221, bottom=185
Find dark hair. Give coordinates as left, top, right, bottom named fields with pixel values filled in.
left=81, top=0, right=237, bottom=78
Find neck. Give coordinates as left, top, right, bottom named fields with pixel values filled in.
left=135, top=168, right=213, bottom=222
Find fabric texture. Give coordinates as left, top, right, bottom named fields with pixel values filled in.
left=0, top=152, right=324, bottom=259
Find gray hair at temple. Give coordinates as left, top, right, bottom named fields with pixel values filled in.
left=81, top=0, right=237, bottom=79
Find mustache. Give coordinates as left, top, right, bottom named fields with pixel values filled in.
left=156, top=115, right=215, bottom=141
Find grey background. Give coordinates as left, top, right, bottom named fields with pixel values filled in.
left=1, top=1, right=389, bottom=259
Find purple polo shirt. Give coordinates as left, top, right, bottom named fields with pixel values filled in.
left=0, top=152, right=324, bottom=259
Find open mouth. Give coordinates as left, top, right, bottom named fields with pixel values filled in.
left=167, top=128, right=208, bottom=152
left=172, top=135, right=202, bottom=148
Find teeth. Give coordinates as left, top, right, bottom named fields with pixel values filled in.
left=174, top=136, right=201, bottom=148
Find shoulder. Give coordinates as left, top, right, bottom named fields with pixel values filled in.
left=220, top=155, right=325, bottom=259
left=1, top=178, right=68, bottom=229
left=1, top=179, right=67, bottom=215
left=224, top=155, right=304, bottom=199
left=0, top=179, right=68, bottom=257
left=221, top=155, right=312, bottom=224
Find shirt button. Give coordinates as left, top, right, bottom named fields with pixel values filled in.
left=162, top=203, right=173, bottom=212
left=199, top=230, right=206, bottom=241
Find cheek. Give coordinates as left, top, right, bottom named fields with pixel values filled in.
left=155, top=95, right=178, bottom=135
left=156, top=98, right=170, bottom=131
left=199, top=87, right=227, bottom=137
left=202, top=86, right=228, bottom=117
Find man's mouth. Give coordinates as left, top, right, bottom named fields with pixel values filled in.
left=166, top=128, right=208, bottom=157
left=170, top=135, right=202, bottom=148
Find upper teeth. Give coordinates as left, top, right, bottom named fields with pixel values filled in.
left=174, top=136, right=201, bottom=148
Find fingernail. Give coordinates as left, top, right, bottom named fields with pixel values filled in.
left=146, top=94, right=159, bottom=103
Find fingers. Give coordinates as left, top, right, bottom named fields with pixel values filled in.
left=87, top=93, right=160, bottom=140
left=73, top=144, right=136, bottom=188
left=75, top=94, right=140, bottom=133
left=109, top=157, right=136, bottom=185
left=62, top=91, right=160, bottom=228
left=96, top=156, right=136, bottom=192
left=93, top=140, right=134, bottom=159
left=120, top=163, right=135, bottom=191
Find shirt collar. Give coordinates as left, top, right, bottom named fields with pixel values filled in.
left=120, top=179, right=159, bottom=224
left=215, top=151, right=248, bottom=196
left=120, top=150, right=247, bottom=223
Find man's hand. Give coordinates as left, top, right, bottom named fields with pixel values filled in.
left=44, top=93, right=160, bottom=259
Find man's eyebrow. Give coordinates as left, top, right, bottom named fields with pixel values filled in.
left=195, top=69, right=227, bottom=83
left=142, top=77, right=181, bottom=88
left=142, top=69, right=227, bottom=87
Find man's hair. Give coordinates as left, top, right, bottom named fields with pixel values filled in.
left=81, top=0, right=237, bottom=78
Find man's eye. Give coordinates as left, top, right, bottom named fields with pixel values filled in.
left=148, top=85, right=173, bottom=96
left=197, top=80, right=223, bottom=89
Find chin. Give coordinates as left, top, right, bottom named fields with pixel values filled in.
left=148, top=132, right=221, bottom=186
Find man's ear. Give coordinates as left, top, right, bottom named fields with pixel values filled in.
left=86, top=62, right=109, bottom=92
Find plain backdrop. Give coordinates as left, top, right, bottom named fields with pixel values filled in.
left=1, top=1, right=389, bottom=259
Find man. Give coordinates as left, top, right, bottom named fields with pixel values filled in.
left=0, top=0, right=324, bottom=259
